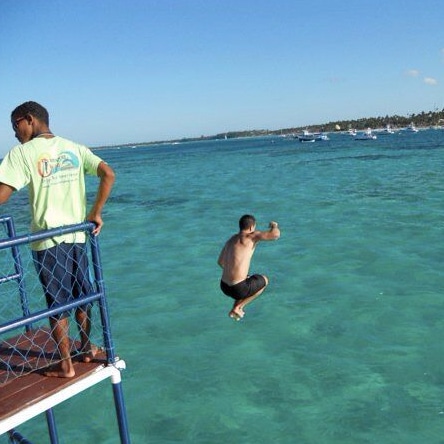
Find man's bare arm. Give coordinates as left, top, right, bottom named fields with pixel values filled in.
left=86, top=161, right=115, bottom=235
left=0, top=183, right=15, bottom=204
left=253, top=221, right=280, bottom=241
left=217, top=245, right=226, bottom=268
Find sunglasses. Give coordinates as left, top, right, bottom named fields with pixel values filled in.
left=12, top=116, right=27, bottom=131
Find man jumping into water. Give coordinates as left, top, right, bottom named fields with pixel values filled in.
left=218, top=215, right=280, bottom=320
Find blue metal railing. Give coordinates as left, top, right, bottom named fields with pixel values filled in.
left=0, top=216, right=31, bottom=328
left=0, top=216, right=130, bottom=444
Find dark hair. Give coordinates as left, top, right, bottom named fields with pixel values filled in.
left=239, top=214, right=256, bottom=231
left=11, top=101, right=50, bottom=126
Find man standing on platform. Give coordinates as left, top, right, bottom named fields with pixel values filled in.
left=0, top=101, right=115, bottom=377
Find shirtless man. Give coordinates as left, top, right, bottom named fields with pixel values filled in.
left=218, top=215, right=280, bottom=320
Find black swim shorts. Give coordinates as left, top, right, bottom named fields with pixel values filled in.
left=220, top=275, right=267, bottom=300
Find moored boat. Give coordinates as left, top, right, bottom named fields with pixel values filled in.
left=404, top=122, right=418, bottom=133
left=297, top=129, right=329, bottom=142
left=297, top=130, right=315, bottom=142
left=378, top=124, right=395, bottom=135
left=355, top=128, right=377, bottom=140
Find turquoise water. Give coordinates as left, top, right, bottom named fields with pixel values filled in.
left=3, top=130, right=444, bottom=443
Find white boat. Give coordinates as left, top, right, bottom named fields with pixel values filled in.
left=378, top=124, right=395, bottom=135
left=314, top=132, right=329, bottom=141
left=297, top=129, right=329, bottom=142
left=355, top=128, right=377, bottom=140
left=297, top=129, right=315, bottom=142
left=348, top=129, right=357, bottom=136
left=404, top=122, right=418, bottom=133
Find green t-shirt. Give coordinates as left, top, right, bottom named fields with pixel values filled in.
left=0, top=136, right=103, bottom=250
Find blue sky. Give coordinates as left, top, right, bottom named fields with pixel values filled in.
left=1, top=0, right=443, bottom=154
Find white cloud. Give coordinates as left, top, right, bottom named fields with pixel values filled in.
left=424, top=77, right=438, bottom=85
left=406, top=69, right=420, bottom=77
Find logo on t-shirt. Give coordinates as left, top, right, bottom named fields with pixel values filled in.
left=38, top=151, right=80, bottom=178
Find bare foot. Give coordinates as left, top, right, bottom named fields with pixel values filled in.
left=229, top=307, right=244, bottom=321
left=44, top=361, right=75, bottom=378
left=229, top=312, right=241, bottom=321
left=81, top=345, right=99, bottom=363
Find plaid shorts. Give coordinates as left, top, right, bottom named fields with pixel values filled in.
left=33, top=243, right=94, bottom=316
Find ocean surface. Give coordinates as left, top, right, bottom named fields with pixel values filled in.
left=2, top=129, right=444, bottom=443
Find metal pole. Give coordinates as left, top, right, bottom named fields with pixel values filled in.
left=112, top=381, right=131, bottom=444
left=1, top=216, right=31, bottom=329
left=7, top=429, right=33, bottom=444
left=89, top=234, right=131, bottom=443
left=45, top=409, right=59, bottom=444
left=88, top=233, right=116, bottom=363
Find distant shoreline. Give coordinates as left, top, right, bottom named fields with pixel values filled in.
left=93, top=108, right=444, bottom=150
